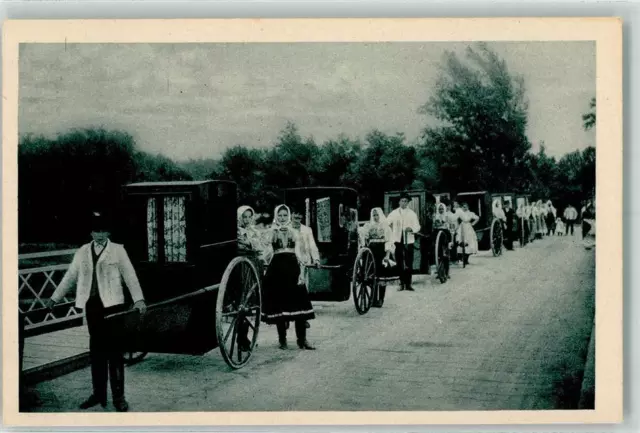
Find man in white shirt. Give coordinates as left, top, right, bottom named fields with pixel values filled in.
left=45, top=211, right=147, bottom=412
left=386, top=192, right=421, bottom=291
left=563, top=204, right=578, bottom=236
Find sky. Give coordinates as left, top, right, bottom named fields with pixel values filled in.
left=19, top=41, right=595, bottom=161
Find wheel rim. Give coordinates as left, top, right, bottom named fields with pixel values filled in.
left=216, top=256, right=262, bottom=369
left=434, top=231, right=442, bottom=269
left=352, top=249, right=376, bottom=315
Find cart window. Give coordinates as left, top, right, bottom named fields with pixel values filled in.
left=409, top=196, right=421, bottom=216
left=477, top=199, right=482, bottom=217
left=163, top=196, right=187, bottom=262
left=316, top=197, right=332, bottom=243
left=147, top=198, right=159, bottom=262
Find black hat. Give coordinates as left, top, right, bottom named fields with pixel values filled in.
left=399, top=191, right=412, bottom=201
left=90, top=210, right=111, bottom=232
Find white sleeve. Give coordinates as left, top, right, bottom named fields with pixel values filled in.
left=412, top=211, right=421, bottom=232
left=117, top=245, right=145, bottom=303
left=51, top=250, right=82, bottom=303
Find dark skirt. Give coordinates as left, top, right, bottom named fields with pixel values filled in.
left=369, top=242, right=398, bottom=280
left=261, top=252, right=315, bottom=324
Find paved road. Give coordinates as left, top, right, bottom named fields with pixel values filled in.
left=27, top=233, right=595, bottom=412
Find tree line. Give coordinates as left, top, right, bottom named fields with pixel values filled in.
left=18, top=43, right=595, bottom=246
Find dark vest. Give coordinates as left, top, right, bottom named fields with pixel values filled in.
left=89, top=243, right=106, bottom=299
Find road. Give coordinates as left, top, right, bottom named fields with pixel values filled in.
left=26, top=233, right=595, bottom=412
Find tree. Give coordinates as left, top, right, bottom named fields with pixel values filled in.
left=582, top=97, right=596, bottom=131
left=418, top=43, right=531, bottom=194
left=350, top=130, right=418, bottom=215
left=18, top=128, right=191, bottom=244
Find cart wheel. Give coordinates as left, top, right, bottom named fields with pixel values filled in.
left=435, top=231, right=448, bottom=284
left=125, top=352, right=147, bottom=366
left=490, top=218, right=503, bottom=257
left=520, top=217, right=526, bottom=247
left=352, top=248, right=376, bottom=315
left=216, top=256, right=262, bottom=370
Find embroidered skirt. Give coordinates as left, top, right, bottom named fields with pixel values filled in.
left=261, top=252, right=315, bottom=324
left=368, top=242, right=398, bottom=280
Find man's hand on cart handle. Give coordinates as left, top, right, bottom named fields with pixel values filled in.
left=133, top=300, right=147, bottom=316
left=44, top=298, right=57, bottom=311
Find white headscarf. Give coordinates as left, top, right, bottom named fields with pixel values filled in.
left=493, top=200, right=506, bottom=221
left=273, top=204, right=292, bottom=228
left=370, top=207, right=387, bottom=226
left=237, top=205, right=255, bottom=228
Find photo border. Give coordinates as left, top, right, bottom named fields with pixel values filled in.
left=2, top=17, right=623, bottom=427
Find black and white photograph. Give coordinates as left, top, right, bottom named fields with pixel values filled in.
left=3, top=18, right=622, bottom=426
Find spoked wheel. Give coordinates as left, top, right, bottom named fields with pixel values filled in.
left=124, top=352, right=147, bottom=366
left=490, top=218, right=503, bottom=257
left=434, top=231, right=449, bottom=284
left=352, top=248, right=377, bottom=315
left=216, top=256, right=262, bottom=369
left=520, top=217, right=526, bottom=247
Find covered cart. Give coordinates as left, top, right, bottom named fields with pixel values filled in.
left=282, top=187, right=377, bottom=315
left=102, top=180, right=263, bottom=369
left=455, top=191, right=504, bottom=257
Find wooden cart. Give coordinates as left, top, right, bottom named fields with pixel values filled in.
left=102, top=180, right=263, bottom=370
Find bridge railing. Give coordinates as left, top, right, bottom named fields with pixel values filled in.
left=18, top=249, right=83, bottom=337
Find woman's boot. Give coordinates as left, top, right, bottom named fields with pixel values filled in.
left=276, top=322, right=287, bottom=349
left=374, top=285, right=386, bottom=308
left=295, top=320, right=316, bottom=350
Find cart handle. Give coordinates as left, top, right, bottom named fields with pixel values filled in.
left=303, top=264, right=343, bottom=270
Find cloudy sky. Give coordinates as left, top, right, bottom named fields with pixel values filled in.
left=19, top=42, right=595, bottom=161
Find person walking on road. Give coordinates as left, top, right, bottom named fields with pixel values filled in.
left=44, top=211, right=147, bottom=412
left=387, top=192, right=421, bottom=291
left=503, top=200, right=515, bottom=250
left=563, top=204, right=578, bottom=236
left=261, top=204, right=316, bottom=350
left=360, top=207, right=396, bottom=306
left=456, top=202, right=480, bottom=265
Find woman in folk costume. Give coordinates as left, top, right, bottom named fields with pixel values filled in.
left=237, top=206, right=272, bottom=268
left=261, top=204, right=316, bottom=350
left=456, top=202, right=480, bottom=266
left=540, top=201, right=549, bottom=236
left=524, top=203, right=533, bottom=242
left=531, top=202, right=541, bottom=239
left=492, top=200, right=507, bottom=232
left=446, top=202, right=463, bottom=263
left=545, top=200, right=557, bottom=236
left=582, top=202, right=596, bottom=249
left=360, top=207, right=396, bottom=308
left=433, top=203, right=449, bottom=229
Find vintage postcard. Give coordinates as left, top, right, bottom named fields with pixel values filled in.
left=2, top=18, right=622, bottom=427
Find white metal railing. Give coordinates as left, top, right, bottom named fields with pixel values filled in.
left=18, top=249, right=82, bottom=329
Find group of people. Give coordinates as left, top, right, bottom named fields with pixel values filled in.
left=236, top=203, right=320, bottom=352
left=36, top=193, right=595, bottom=413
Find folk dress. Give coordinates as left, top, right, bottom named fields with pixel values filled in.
left=261, top=205, right=315, bottom=325
left=456, top=210, right=479, bottom=255
left=237, top=206, right=272, bottom=271
left=360, top=208, right=397, bottom=279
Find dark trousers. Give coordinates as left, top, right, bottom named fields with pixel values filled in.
left=565, top=220, right=575, bottom=235
left=85, top=296, right=125, bottom=403
left=394, top=242, right=415, bottom=288
left=504, top=225, right=514, bottom=250
left=277, top=320, right=306, bottom=343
